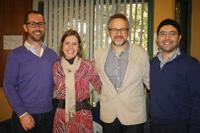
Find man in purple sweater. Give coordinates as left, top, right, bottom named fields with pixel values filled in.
left=3, top=11, right=58, bottom=133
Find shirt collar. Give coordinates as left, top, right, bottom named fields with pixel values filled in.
left=24, top=41, right=46, bottom=57
left=24, top=41, right=46, bottom=50
left=109, top=42, right=129, bottom=57
left=157, top=48, right=180, bottom=68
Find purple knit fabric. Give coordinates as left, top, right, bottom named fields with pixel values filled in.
left=3, top=45, right=58, bottom=116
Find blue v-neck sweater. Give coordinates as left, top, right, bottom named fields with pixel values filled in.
left=150, top=53, right=200, bottom=128
left=3, top=46, right=58, bottom=116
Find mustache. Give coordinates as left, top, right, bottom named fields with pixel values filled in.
left=112, top=40, right=127, bottom=46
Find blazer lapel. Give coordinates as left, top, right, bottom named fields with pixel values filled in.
left=101, top=47, right=118, bottom=93
left=118, top=45, right=134, bottom=93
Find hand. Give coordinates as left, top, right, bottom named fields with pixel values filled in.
left=19, top=113, right=35, bottom=131
left=90, top=58, right=95, bottom=65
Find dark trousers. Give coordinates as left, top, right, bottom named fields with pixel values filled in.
left=11, top=111, right=54, bottom=133
left=150, top=122, right=190, bottom=133
left=101, top=118, right=144, bottom=133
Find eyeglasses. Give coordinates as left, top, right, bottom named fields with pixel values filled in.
left=108, top=28, right=128, bottom=34
left=26, top=22, right=46, bottom=28
left=158, top=31, right=178, bottom=37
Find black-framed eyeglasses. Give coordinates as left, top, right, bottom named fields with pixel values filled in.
left=158, top=31, right=178, bottom=37
left=108, top=28, right=129, bottom=34
left=26, top=22, right=46, bottom=28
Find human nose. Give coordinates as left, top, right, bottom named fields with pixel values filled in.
left=67, top=43, right=73, bottom=48
left=115, top=30, right=121, bottom=35
left=165, top=33, right=171, bottom=38
left=34, top=25, right=41, bottom=30
left=65, top=42, right=78, bottom=47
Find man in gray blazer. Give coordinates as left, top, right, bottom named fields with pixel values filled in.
left=94, top=13, right=149, bottom=133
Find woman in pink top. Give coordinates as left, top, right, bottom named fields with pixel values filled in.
left=53, top=29, right=102, bottom=133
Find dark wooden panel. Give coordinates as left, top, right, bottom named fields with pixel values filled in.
left=0, top=0, right=32, bottom=87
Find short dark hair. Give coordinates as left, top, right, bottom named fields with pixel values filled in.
left=59, top=29, right=83, bottom=58
left=157, top=18, right=181, bottom=35
left=24, top=10, right=44, bottom=24
left=107, top=13, right=129, bottom=29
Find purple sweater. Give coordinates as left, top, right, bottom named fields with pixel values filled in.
left=3, top=45, right=58, bottom=116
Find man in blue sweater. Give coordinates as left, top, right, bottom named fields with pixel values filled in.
left=150, top=18, right=200, bottom=133
left=3, top=11, right=58, bottom=133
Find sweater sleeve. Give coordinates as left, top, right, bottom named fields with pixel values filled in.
left=188, top=60, right=200, bottom=133
left=3, top=52, right=26, bottom=116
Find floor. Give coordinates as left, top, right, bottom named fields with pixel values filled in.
left=0, top=120, right=11, bottom=133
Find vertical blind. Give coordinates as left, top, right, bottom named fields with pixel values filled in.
left=33, top=0, right=149, bottom=108
left=33, top=0, right=148, bottom=59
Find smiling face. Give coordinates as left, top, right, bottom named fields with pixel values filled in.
left=23, top=13, right=45, bottom=43
left=108, top=18, right=129, bottom=47
left=62, top=35, right=79, bottom=59
left=156, top=25, right=182, bottom=54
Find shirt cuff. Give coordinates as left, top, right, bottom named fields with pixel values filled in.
left=19, top=112, right=28, bottom=118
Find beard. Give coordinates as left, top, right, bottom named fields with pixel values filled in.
left=29, top=30, right=44, bottom=42
left=112, top=40, right=127, bottom=47
left=159, top=42, right=179, bottom=53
